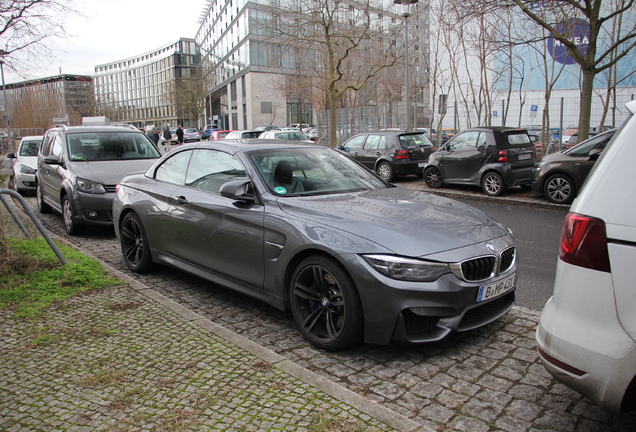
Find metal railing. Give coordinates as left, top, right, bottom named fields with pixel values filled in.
left=0, top=188, right=67, bottom=265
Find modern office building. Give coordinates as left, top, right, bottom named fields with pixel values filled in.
left=92, top=38, right=198, bottom=130
left=0, top=74, right=93, bottom=136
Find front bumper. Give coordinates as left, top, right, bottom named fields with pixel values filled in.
left=71, top=190, right=115, bottom=227
left=13, top=171, right=37, bottom=191
left=340, top=235, right=517, bottom=345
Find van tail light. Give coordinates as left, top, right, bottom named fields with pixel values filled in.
left=395, top=150, right=410, bottom=159
left=498, top=150, right=509, bottom=162
left=559, top=212, right=611, bottom=272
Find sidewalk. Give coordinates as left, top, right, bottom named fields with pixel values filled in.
left=0, top=156, right=423, bottom=431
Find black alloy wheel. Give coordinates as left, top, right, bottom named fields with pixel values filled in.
left=120, top=212, right=154, bottom=273
left=290, top=256, right=363, bottom=351
left=424, top=167, right=444, bottom=188
left=482, top=171, right=504, bottom=196
left=544, top=173, right=575, bottom=204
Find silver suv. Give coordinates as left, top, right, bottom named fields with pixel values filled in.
left=36, top=125, right=161, bottom=234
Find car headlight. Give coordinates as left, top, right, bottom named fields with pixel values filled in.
left=363, top=254, right=450, bottom=282
left=19, top=165, right=36, bottom=174
left=75, top=178, right=107, bottom=194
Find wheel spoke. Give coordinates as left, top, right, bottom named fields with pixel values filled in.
left=124, top=244, right=139, bottom=264
left=293, top=281, right=321, bottom=302
left=302, top=307, right=325, bottom=334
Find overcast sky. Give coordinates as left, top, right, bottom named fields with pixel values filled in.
left=5, top=0, right=206, bottom=83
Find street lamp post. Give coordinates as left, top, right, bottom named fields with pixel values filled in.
left=394, top=0, right=418, bottom=132
left=0, top=56, right=12, bottom=153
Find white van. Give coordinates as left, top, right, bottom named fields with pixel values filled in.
left=536, top=100, right=636, bottom=414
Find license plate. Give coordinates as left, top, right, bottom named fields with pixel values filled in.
left=476, top=273, right=515, bottom=302
left=418, top=162, right=426, bottom=168
left=518, top=153, right=531, bottom=160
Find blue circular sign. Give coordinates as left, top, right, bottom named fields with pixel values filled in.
left=547, top=18, right=590, bottom=65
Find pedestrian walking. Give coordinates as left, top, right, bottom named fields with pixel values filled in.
left=148, top=128, right=160, bottom=149
left=163, top=126, right=172, bottom=149
left=176, top=125, right=184, bottom=145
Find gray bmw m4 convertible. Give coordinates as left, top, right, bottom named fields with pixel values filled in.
left=113, top=140, right=517, bottom=351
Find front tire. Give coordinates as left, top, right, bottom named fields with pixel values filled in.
left=120, top=212, right=154, bottom=273
left=62, top=195, right=83, bottom=235
left=376, top=161, right=394, bottom=182
left=544, top=173, right=575, bottom=204
left=290, top=256, right=363, bottom=351
left=482, top=171, right=504, bottom=196
left=424, top=167, right=444, bottom=188
left=36, top=182, right=52, bottom=213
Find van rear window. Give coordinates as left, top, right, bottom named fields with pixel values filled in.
left=506, top=133, right=531, bottom=146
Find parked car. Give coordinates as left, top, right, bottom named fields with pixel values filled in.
left=287, top=123, right=311, bottom=132
left=440, top=128, right=456, bottom=138
left=224, top=130, right=263, bottom=139
left=561, top=126, right=578, bottom=145
left=536, top=100, right=636, bottom=414
left=563, top=130, right=599, bottom=148
left=424, top=127, right=536, bottom=196
left=531, top=129, right=615, bottom=204
left=337, top=131, right=434, bottom=182
left=254, top=125, right=281, bottom=132
left=202, top=125, right=213, bottom=139
left=258, top=130, right=313, bottom=143
left=527, top=130, right=558, bottom=157
left=6, top=135, right=43, bottom=194
left=305, top=127, right=319, bottom=141
left=113, top=140, right=517, bottom=351
left=416, top=128, right=449, bottom=146
left=183, top=128, right=202, bottom=142
left=210, top=130, right=234, bottom=140
left=36, top=125, right=161, bottom=235
left=170, top=127, right=178, bottom=143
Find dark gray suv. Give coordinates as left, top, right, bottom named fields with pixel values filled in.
left=423, top=127, right=536, bottom=196
left=36, top=125, right=161, bottom=234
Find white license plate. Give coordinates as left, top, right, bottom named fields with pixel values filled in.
left=518, top=153, right=531, bottom=160
left=418, top=162, right=426, bottom=168
left=476, top=273, right=515, bottom=302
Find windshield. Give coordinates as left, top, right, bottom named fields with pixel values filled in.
left=19, top=139, right=41, bottom=156
left=67, top=132, right=161, bottom=161
left=248, top=147, right=387, bottom=196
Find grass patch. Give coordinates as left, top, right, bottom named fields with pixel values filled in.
left=0, top=237, right=120, bottom=319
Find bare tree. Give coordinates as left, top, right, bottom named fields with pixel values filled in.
left=174, top=73, right=207, bottom=128
left=259, top=0, right=402, bottom=146
left=469, top=0, right=636, bottom=142
left=0, top=0, right=82, bottom=76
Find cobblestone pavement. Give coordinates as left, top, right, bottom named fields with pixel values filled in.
left=2, top=166, right=636, bottom=431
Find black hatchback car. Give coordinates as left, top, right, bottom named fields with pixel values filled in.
left=423, top=127, right=536, bottom=196
left=337, top=131, right=434, bottom=181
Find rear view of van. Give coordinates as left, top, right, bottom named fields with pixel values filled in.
left=536, top=100, right=636, bottom=414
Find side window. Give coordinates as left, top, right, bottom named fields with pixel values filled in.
left=344, top=135, right=366, bottom=151
left=185, top=149, right=247, bottom=194
left=155, top=150, right=192, bottom=185
left=51, top=134, right=64, bottom=160
left=40, top=133, right=53, bottom=156
left=365, top=135, right=385, bottom=150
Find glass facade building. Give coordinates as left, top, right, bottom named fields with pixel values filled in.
left=93, top=38, right=197, bottom=129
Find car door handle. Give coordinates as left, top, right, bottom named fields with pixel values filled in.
left=175, top=196, right=188, bottom=205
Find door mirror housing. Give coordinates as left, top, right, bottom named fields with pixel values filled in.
left=220, top=179, right=256, bottom=203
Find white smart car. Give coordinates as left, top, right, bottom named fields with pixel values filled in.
left=7, top=135, right=43, bottom=194
left=536, top=100, right=636, bottom=414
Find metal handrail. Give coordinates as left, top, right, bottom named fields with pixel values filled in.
left=0, top=188, right=67, bottom=265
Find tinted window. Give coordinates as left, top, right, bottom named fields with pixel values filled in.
left=185, top=150, right=248, bottom=194
left=67, top=132, right=160, bottom=161
left=505, top=133, right=531, bottom=146
left=399, top=133, right=432, bottom=148
left=364, top=135, right=385, bottom=150
left=566, top=133, right=613, bottom=157
left=19, top=139, right=41, bottom=156
left=155, top=150, right=192, bottom=185
left=344, top=135, right=366, bottom=150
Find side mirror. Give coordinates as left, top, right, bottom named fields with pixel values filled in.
left=43, top=155, right=62, bottom=165
left=220, top=179, right=255, bottom=203
left=6, top=152, right=16, bottom=159
left=588, top=148, right=602, bottom=160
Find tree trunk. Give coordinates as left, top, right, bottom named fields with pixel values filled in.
left=578, top=67, right=596, bottom=142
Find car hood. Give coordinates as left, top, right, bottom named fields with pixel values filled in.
left=276, top=187, right=510, bottom=257
left=69, top=159, right=159, bottom=186
left=539, top=151, right=580, bottom=164
left=17, top=155, right=38, bottom=169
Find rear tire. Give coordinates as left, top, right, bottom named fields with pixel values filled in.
left=482, top=172, right=504, bottom=196
left=376, top=162, right=394, bottom=182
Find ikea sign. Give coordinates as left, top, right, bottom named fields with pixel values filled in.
left=547, top=19, right=590, bottom=65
